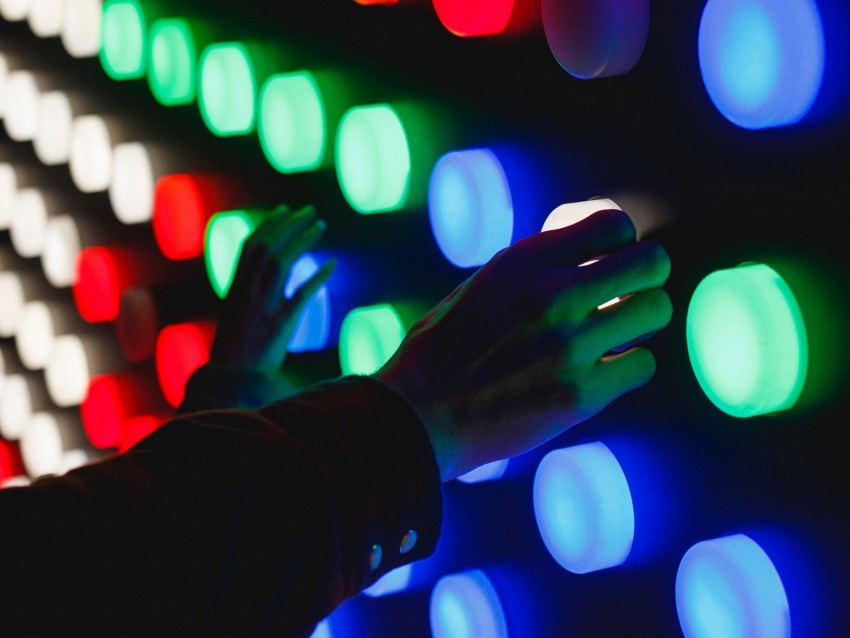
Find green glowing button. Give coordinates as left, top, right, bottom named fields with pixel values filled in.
left=100, top=0, right=147, bottom=80
left=336, top=104, right=411, bottom=214
left=149, top=18, right=197, bottom=106
left=199, top=42, right=258, bottom=137
left=686, top=263, right=808, bottom=418
left=204, top=209, right=263, bottom=299
left=339, top=304, right=406, bottom=375
left=259, top=72, right=327, bottom=174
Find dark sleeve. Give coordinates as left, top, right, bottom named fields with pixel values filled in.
left=179, top=363, right=304, bottom=412
left=0, top=376, right=443, bottom=638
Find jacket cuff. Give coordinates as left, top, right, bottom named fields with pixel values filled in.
left=179, top=363, right=301, bottom=412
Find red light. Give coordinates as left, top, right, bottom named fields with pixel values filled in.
left=119, top=413, right=171, bottom=452
left=0, top=440, right=25, bottom=481
left=72, top=247, right=134, bottom=323
left=81, top=373, right=165, bottom=449
left=155, top=320, right=216, bottom=408
left=116, top=288, right=159, bottom=362
left=432, top=0, right=539, bottom=36
left=152, top=173, right=242, bottom=261
left=354, top=0, right=399, bottom=4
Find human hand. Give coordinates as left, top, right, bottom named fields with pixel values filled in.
left=210, top=205, right=335, bottom=373
left=376, top=209, right=672, bottom=481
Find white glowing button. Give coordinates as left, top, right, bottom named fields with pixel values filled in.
left=109, top=142, right=156, bottom=224
left=0, top=163, right=19, bottom=230
left=69, top=115, right=113, bottom=192
left=0, top=0, right=30, bottom=21
left=3, top=71, right=40, bottom=142
left=59, top=448, right=91, bottom=474
left=41, top=215, right=81, bottom=288
left=363, top=565, right=413, bottom=598
left=533, top=441, right=635, bottom=574
left=9, top=188, right=51, bottom=258
left=0, top=272, right=25, bottom=338
left=34, top=91, right=74, bottom=165
left=0, top=375, right=35, bottom=439
left=45, top=334, right=91, bottom=407
left=20, top=412, right=67, bottom=477
left=542, top=198, right=622, bottom=232
left=28, top=0, right=64, bottom=36
left=62, top=0, right=102, bottom=58
left=457, top=459, right=510, bottom=484
left=15, top=301, right=54, bottom=370
left=430, top=570, right=509, bottom=638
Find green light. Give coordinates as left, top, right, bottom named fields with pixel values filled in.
left=100, top=0, right=147, bottom=80
left=686, top=263, right=808, bottom=418
left=339, top=304, right=406, bottom=375
left=259, top=72, right=327, bottom=174
left=204, top=209, right=264, bottom=299
left=148, top=18, right=197, bottom=106
left=199, top=42, right=259, bottom=137
left=336, top=104, right=411, bottom=214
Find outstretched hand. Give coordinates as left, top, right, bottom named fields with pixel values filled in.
left=376, top=209, right=672, bottom=482
left=210, top=205, right=335, bottom=373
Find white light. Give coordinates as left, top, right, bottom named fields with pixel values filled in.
left=9, top=188, right=52, bottom=258
left=59, top=448, right=92, bottom=474
left=28, top=0, right=64, bottom=36
left=3, top=71, right=41, bottom=142
left=110, top=142, right=162, bottom=224
left=542, top=198, right=622, bottom=232
left=0, top=162, right=20, bottom=230
left=69, top=115, right=114, bottom=192
left=0, top=271, right=26, bottom=338
left=1, top=475, right=31, bottom=488
left=0, top=374, right=37, bottom=439
left=15, top=301, right=54, bottom=369
left=34, top=91, right=74, bottom=165
left=41, top=214, right=81, bottom=287
left=61, top=0, right=102, bottom=58
left=430, top=570, right=509, bottom=638
left=46, top=332, right=118, bottom=407
left=0, top=0, right=31, bottom=21
left=20, top=411, right=86, bottom=478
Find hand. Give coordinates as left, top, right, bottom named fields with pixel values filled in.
left=210, top=205, right=335, bottom=373
left=376, top=209, right=672, bottom=481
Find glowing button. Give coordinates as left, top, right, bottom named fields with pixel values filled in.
left=698, top=0, right=825, bottom=129
left=204, top=209, right=262, bottom=299
left=533, top=441, right=634, bottom=574
left=100, top=0, right=147, bottom=80
left=155, top=321, right=215, bottom=408
left=284, top=254, right=331, bottom=352
left=457, top=459, right=509, bottom=484
left=429, top=149, right=513, bottom=268
left=336, top=104, right=411, bottom=214
left=432, top=0, right=514, bottom=37
left=430, top=570, right=508, bottom=638
left=148, top=18, right=197, bottom=106
left=363, top=565, right=413, bottom=598
left=686, top=263, right=808, bottom=418
left=198, top=42, right=258, bottom=136
left=676, top=534, right=791, bottom=638
left=339, top=304, right=405, bottom=375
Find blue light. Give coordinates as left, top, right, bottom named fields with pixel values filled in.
left=698, top=0, right=825, bottom=129
left=676, top=534, right=791, bottom=638
left=284, top=254, right=330, bottom=352
left=308, top=620, right=332, bottom=638
left=533, top=442, right=634, bottom=574
left=430, top=570, right=508, bottom=638
left=456, top=459, right=510, bottom=484
left=363, top=565, right=413, bottom=598
left=428, top=149, right=514, bottom=269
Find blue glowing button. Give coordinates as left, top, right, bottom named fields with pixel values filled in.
left=698, top=0, right=825, bottom=129
left=428, top=149, right=514, bottom=268
left=676, top=534, right=791, bottom=638
left=363, top=565, right=413, bottom=598
left=430, top=570, right=508, bottom=638
left=284, top=254, right=331, bottom=353
left=309, top=620, right=332, bottom=638
left=533, top=441, right=634, bottom=574
left=457, top=459, right=510, bottom=485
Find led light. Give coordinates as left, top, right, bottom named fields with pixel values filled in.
left=542, top=198, right=621, bottom=231
left=154, top=173, right=241, bottom=260
left=339, top=304, right=406, bottom=375
left=9, top=188, right=52, bottom=258
left=430, top=570, right=508, bottom=638
left=0, top=0, right=30, bottom=21
left=336, top=104, right=411, bottom=214
left=110, top=142, right=163, bottom=224
left=428, top=149, right=513, bottom=268
left=432, top=0, right=516, bottom=36
left=533, top=441, right=634, bottom=574
left=363, top=565, right=413, bottom=598
left=259, top=72, right=327, bottom=174
left=62, top=0, right=102, bottom=58
left=198, top=42, right=260, bottom=136
left=677, top=534, right=791, bottom=638
left=34, top=91, right=74, bottom=165
left=0, top=375, right=41, bottom=440
left=354, top=0, right=399, bottom=4
left=28, top=0, right=64, bottom=37
left=204, top=209, right=262, bottom=299
left=15, top=301, right=62, bottom=370
left=119, top=413, right=168, bottom=452
left=42, top=214, right=82, bottom=288
left=0, top=440, right=26, bottom=482
left=148, top=18, right=197, bottom=106
left=0, top=272, right=26, bottom=338
left=543, top=0, right=650, bottom=79
left=20, top=411, right=86, bottom=478
left=99, top=0, right=147, bottom=79
left=457, top=459, right=510, bottom=484
left=45, top=332, right=120, bottom=407
left=308, top=621, right=332, bottom=638
left=3, top=71, right=40, bottom=142
left=69, top=115, right=117, bottom=192
left=155, top=321, right=215, bottom=407
left=698, top=0, right=825, bottom=129
left=687, top=263, right=808, bottom=418
left=72, top=247, right=133, bottom=322
left=81, top=373, right=160, bottom=449
left=59, top=448, right=93, bottom=474
left=285, top=254, right=331, bottom=352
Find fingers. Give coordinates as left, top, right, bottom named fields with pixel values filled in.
left=264, top=219, right=328, bottom=312
left=253, top=205, right=318, bottom=253
left=283, top=259, right=336, bottom=319
left=578, top=346, right=657, bottom=415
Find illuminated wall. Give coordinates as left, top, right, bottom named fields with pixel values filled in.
left=3, top=0, right=850, bottom=635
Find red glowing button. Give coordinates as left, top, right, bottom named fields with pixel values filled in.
left=153, top=173, right=242, bottom=261
left=155, top=320, right=215, bottom=408
left=0, top=440, right=25, bottom=481
left=354, top=0, right=399, bottom=4
left=119, top=413, right=170, bottom=452
left=81, top=373, right=164, bottom=449
left=73, top=247, right=134, bottom=323
left=432, top=0, right=538, bottom=36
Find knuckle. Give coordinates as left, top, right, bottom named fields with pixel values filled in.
left=597, top=208, right=637, bottom=243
